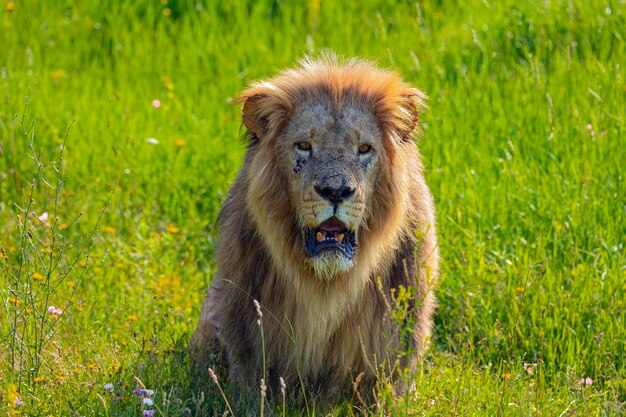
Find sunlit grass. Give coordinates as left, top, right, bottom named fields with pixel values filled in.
left=1, top=0, right=625, bottom=415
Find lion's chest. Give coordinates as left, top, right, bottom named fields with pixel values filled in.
left=264, top=275, right=381, bottom=386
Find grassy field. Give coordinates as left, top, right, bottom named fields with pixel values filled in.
left=1, top=0, right=625, bottom=415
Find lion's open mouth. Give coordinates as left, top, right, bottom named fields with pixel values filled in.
left=304, top=216, right=357, bottom=259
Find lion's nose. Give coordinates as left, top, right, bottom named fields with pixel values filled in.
left=315, top=184, right=355, bottom=205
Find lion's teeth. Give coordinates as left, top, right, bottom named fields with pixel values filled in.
left=316, top=232, right=324, bottom=242
left=337, top=233, right=344, bottom=242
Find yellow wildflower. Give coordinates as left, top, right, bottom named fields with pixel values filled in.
left=162, top=75, right=174, bottom=90
left=166, top=224, right=180, bottom=234
left=51, top=69, right=66, bottom=80
left=32, top=272, right=44, bottom=281
left=7, top=382, right=18, bottom=403
left=6, top=1, right=15, bottom=12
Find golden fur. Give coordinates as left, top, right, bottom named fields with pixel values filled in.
left=190, top=54, right=439, bottom=405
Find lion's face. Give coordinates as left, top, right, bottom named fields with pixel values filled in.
left=280, top=103, right=383, bottom=276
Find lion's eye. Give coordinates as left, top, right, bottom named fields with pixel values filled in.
left=296, top=142, right=312, bottom=152
left=358, top=144, right=372, bottom=154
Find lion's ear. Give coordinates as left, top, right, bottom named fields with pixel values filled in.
left=241, top=94, right=270, bottom=139
left=396, top=88, right=427, bottom=140
left=237, top=88, right=289, bottom=140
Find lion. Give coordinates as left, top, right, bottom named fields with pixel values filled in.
left=190, top=54, right=439, bottom=406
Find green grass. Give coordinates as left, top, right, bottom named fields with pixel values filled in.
left=1, top=0, right=625, bottom=415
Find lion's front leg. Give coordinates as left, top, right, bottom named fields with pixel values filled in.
left=190, top=275, right=227, bottom=385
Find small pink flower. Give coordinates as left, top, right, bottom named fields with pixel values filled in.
left=578, top=377, right=593, bottom=386
left=152, top=99, right=161, bottom=108
left=38, top=212, right=49, bottom=225
left=47, top=306, right=63, bottom=316
left=14, top=397, right=25, bottom=406
left=423, top=399, right=435, bottom=407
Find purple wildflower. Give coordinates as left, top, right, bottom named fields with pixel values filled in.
left=143, top=410, right=155, bottom=417
left=133, top=388, right=154, bottom=397
left=182, top=408, right=191, bottom=415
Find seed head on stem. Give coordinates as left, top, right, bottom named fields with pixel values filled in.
left=253, top=299, right=263, bottom=319
left=260, top=378, right=267, bottom=417
left=208, top=368, right=234, bottom=416
left=280, top=377, right=287, bottom=417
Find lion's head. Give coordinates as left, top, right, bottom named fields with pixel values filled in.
left=236, top=55, right=426, bottom=280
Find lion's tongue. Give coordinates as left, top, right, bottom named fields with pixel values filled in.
left=318, top=217, right=345, bottom=233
